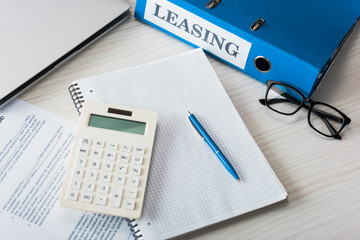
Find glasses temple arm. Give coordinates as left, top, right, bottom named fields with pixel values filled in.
left=280, top=92, right=346, bottom=124
left=308, top=107, right=346, bottom=124
left=259, top=97, right=345, bottom=124
left=259, top=97, right=344, bottom=136
left=321, top=117, right=342, bottom=139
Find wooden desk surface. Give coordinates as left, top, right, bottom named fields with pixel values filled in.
left=19, top=1, right=360, bottom=239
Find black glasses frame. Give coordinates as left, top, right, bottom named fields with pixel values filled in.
left=259, top=80, right=351, bottom=140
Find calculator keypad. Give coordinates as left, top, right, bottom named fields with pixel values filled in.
left=64, top=137, right=146, bottom=217
left=58, top=102, right=157, bottom=219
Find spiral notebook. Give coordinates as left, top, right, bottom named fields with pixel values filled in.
left=68, top=49, right=287, bottom=239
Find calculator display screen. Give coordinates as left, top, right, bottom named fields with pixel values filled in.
left=88, top=114, right=146, bottom=135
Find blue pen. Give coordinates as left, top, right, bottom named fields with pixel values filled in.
left=187, top=111, right=240, bottom=182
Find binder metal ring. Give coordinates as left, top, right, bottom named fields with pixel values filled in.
left=206, top=0, right=221, bottom=9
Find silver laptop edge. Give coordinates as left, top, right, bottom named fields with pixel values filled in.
left=0, top=1, right=130, bottom=108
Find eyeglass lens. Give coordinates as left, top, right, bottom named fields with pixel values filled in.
left=266, top=84, right=303, bottom=114
left=309, top=103, right=345, bottom=137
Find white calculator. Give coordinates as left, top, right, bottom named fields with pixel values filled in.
left=59, top=101, right=158, bottom=219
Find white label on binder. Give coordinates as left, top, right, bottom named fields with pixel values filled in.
left=144, top=0, right=252, bottom=70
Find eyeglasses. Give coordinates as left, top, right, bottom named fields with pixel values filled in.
left=259, top=80, right=351, bottom=140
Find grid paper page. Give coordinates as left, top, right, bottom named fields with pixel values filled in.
left=76, top=49, right=287, bottom=239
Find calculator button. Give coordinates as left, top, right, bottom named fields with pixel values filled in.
left=81, top=193, right=93, bottom=203
left=111, top=186, right=123, bottom=208
left=109, top=143, right=118, bottom=150
left=105, top=151, right=116, bottom=161
left=119, top=154, right=130, bottom=163
left=135, top=147, right=145, bottom=155
left=127, top=189, right=138, bottom=199
left=89, top=159, right=101, bottom=169
left=121, top=145, right=131, bottom=153
left=131, top=166, right=142, bottom=176
left=67, top=191, right=79, bottom=201
left=73, top=168, right=84, bottom=178
left=76, top=158, right=87, bottom=167
left=79, top=147, right=89, bottom=156
left=80, top=138, right=91, bottom=146
left=124, top=200, right=136, bottom=210
left=87, top=170, right=98, bottom=181
left=95, top=195, right=107, bottom=205
left=129, top=177, right=140, bottom=187
left=71, top=179, right=82, bottom=190
left=94, top=140, right=105, bottom=148
left=100, top=173, right=112, bottom=183
left=103, top=161, right=114, bottom=172
left=92, top=149, right=103, bottom=158
left=115, top=175, right=126, bottom=185
left=84, top=181, right=96, bottom=192
left=133, top=156, right=144, bottom=165
left=117, top=164, right=127, bottom=174
left=99, top=184, right=110, bottom=194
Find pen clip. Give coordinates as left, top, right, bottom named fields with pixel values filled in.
left=189, top=121, right=204, bottom=141
left=187, top=112, right=204, bottom=141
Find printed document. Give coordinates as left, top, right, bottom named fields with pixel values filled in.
left=0, top=99, right=132, bottom=239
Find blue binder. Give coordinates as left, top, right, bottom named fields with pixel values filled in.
left=135, top=0, right=359, bottom=97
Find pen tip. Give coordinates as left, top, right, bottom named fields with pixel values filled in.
left=238, top=179, right=241, bottom=182
left=187, top=111, right=191, bottom=116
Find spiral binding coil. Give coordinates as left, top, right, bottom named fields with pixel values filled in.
left=127, top=218, right=144, bottom=240
left=68, top=83, right=85, bottom=114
